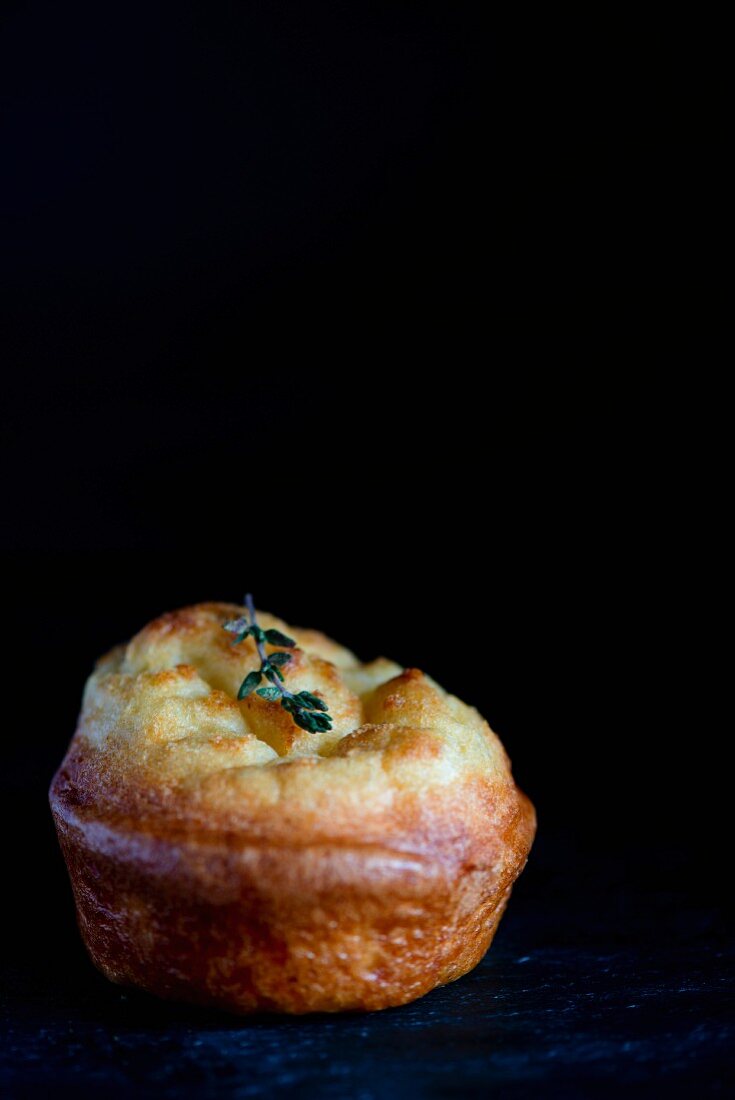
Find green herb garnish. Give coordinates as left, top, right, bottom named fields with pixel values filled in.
left=224, top=594, right=333, bottom=735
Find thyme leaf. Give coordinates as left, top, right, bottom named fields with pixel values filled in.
left=227, top=594, right=332, bottom=735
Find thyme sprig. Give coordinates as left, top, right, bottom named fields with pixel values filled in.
left=224, top=594, right=332, bottom=735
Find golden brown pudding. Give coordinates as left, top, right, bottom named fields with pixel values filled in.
left=50, top=602, right=535, bottom=1014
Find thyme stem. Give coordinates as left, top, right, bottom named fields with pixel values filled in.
left=244, top=592, right=292, bottom=701
left=225, top=595, right=333, bottom=734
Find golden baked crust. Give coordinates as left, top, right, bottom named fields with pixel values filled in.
left=49, top=602, right=535, bottom=1014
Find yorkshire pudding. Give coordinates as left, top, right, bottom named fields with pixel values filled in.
left=50, top=603, right=535, bottom=1014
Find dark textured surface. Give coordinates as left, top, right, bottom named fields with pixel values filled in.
left=2, top=830, right=732, bottom=1098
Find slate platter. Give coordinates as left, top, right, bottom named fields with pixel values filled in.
left=2, top=829, right=732, bottom=1097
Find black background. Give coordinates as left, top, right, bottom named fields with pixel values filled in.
left=1, top=2, right=730, bottom=1096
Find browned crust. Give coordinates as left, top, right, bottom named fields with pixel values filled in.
left=51, top=786, right=534, bottom=1014
left=49, top=603, right=536, bottom=1014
